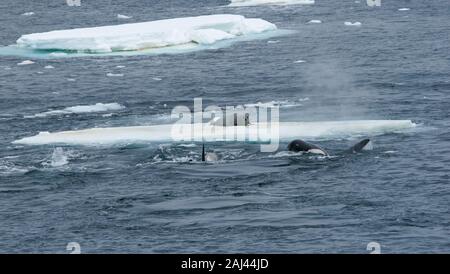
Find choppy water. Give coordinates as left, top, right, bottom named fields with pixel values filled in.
left=0, top=0, right=449, bottom=253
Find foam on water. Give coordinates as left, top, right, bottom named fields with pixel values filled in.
left=13, top=120, right=416, bottom=146
left=49, top=147, right=69, bottom=167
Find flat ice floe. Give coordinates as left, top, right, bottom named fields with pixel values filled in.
left=5, top=14, right=285, bottom=58
left=344, top=21, right=362, bottom=27
left=228, top=0, right=315, bottom=6
left=14, top=120, right=416, bottom=146
left=24, top=103, right=125, bottom=118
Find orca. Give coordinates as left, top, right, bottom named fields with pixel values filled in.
left=202, top=144, right=219, bottom=162
left=287, top=139, right=329, bottom=156
left=287, top=138, right=372, bottom=155
left=347, top=138, right=372, bottom=153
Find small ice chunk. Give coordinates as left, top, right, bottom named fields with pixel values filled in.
left=49, top=52, right=68, bottom=57
left=106, top=73, right=124, bottom=77
left=398, top=8, right=410, bottom=11
left=267, top=40, right=280, bottom=44
left=307, top=20, right=322, bottom=24
left=22, top=12, right=34, bottom=16
left=294, top=60, right=306, bottom=63
left=117, top=14, right=132, bottom=19
left=116, top=65, right=126, bottom=68
left=67, top=78, right=76, bottom=82
left=344, top=21, right=362, bottom=26
left=17, top=60, right=35, bottom=65
left=152, top=77, right=162, bottom=81
left=44, top=65, right=54, bottom=69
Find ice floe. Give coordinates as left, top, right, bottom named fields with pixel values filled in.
left=398, top=8, right=410, bottom=11
left=16, top=15, right=277, bottom=54
left=307, top=20, right=322, bottom=24
left=106, top=73, right=124, bottom=77
left=14, top=120, right=416, bottom=146
left=24, top=103, right=125, bottom=118
left=22, top=12, right=35, bottom=16
left=17, top=60, right=35, bottom=65
left=344, top=21, right=362, bottom=27
left=228, top=0, right=315, bottom=7
left=117, top=14, right=132, bottom=19
left=44, top=65, right=54, bottom=69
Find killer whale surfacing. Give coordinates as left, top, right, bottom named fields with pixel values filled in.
left=287, top=138, right=372, bottom=155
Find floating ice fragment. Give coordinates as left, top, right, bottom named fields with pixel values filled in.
left=344, top=21, right=362, bottom=26
left=16, top=15, right=277, bottom=53
left=117, top=14, right=132, bottom=19
left=17, top=60, right=35, bottom=65
left=106, top=73, right=124, bottom=77
left=228, top=0, right=315, bottom=6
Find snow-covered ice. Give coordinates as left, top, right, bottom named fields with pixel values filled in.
left=25, top=103, right=125, bottom=118
left=16, top=15, right=277, bottom=53
left=228, top=0, right=315, bottom=7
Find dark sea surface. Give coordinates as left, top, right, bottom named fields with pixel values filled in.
left=0, top=0, right=449, bottom=253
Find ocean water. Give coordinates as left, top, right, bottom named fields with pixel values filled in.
left=0, top=0, right=449, bottom=253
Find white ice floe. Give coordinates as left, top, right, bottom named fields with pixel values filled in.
left=25, top=103, right=125, bottom=118
left=16, top=14, right=277, bottom=53
left=106, top=73, right=124, bottom=77
left=117, top=14, right=132, bottom=19
left=294, top=59, right=306, bottom=63
left=344, top=21, right=362, bottom=26
left=116, top=65, right=126, bottom=68
left=13, top=120, right=416, bottom=146
left=22, top=12, right=34, bottom=16
left=228, top=0, right=315, bottom=7
left=398, top=8, right=410, bottom=11
left=44, top=65, right=54, bottom=69
left=17, top=60, right=35, bottom=65
left=152, top=77, right=162, bottom=81
left=307, top=20, right=322, bottom=24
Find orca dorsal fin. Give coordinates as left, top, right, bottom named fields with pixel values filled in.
left=202, top=143, right=205, bottom=162
left=348, top=138, right=371, bottom=153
